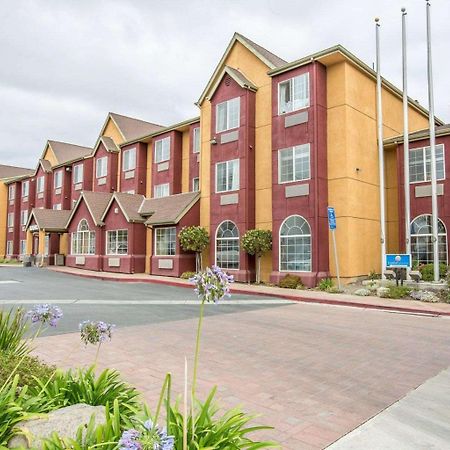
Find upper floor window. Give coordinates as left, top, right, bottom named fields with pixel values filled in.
left=155, top=227, right=176, bottom=256
left=20, top=210, right=28, bottom=225
left=278, top=144, right=311, bottom=184
left=155, top=137, right=170, bottom=163
left=154, top=183, right=170, bottom=198
left=123, top=148, right=136, bottom=172
left=73, top=164, right=83, bottom=184
left=54, top=170, right=63, bottom=189
left=193, top=127, right=201, bottom=153
left=216, top=159, right=239, bottom=193
left=37, top=176, right=45, bottom=193
left=96, top=157, right=108, bottom=178
left=22, top=181, right=29, bottom=198
left=278, top=72, right=310, bottom=115
left=8, top=185, right=15, bottom=200
left=7, top=213, right=14, bottom=228
left=106, top=229, right=128, bottom=255
left=409, top=144, right=445, bottom=183
left=216, top=97, right=240, bottom=133
left=192, top=177, right=200, bottom=192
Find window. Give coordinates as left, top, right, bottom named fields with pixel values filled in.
left=410, top=215, right=447, bottom=265
left=53, top=204, right=62, bottom=210
left=44, top=234, right=49, bottom=255
left=155, top=137, right=170, bottom=163
left=216, top=159, right=239, bottom=193
left=106, top=229, right=128, bottom=255
left=193, top=127, right=201, bottom=153
left=8, top=185, right=15, bottom=200
left=22, top=181, right=29, bottom=198
left=71, top=219, right=96, bottom=255
left=409, top=144, right=445, bottom=183
left=216, top=97, right=240, bottom=133
left=155, top=227, right=176, bottom=256
left=278, top=144, right=311, bottom=183
left=96, top=157, right=108, bottom=178
left=192, top=177, right=200, bottom=192
left=73, top=164, right=84, bottom=184
left=278, top=72, right=310, bottom=114
left=37, top=176, right=45, bottom=193
left=6, top=241, right=13, bottom=256
left=154, top=183, right=170, bottom=198
left=123, top=148, right=136, bottom=172
left=20, top=210, right=28, bottom=225
left=20, top=240, right=26, bottom=256
left=7, top=213, right=14, bottom=228
left=54, top=170, right=63, bottom=189
left=280, top=215, right=311, bottom=271
left=216, top=221, right=239, bottom=269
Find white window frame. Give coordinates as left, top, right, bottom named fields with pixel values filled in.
left=154, top=183, right=170, bottom=198
left=37, top=176, right=45, bottom=193
left=7, top=213, right=14, bottom=228
left=73, top=164, right=84, bottom=184
left=154, top=227, right=176, bottom=256
left=106, top=229, right=128, bottom=255
left=193, top=127, right=201, bottom=153
left=122, top=148, right=136, bottom=172
left=278, top=72, right=310, bottom=115
left=215, top=159, right=239, bottom=193
left=53, top=204, right=62, bottom=210
left=215, top=220, right=240, bottom=270
left=154, top=137, right=171, bottom=164
left=278, top=144, right=311, bottom=184
left=54, top=170, right=63, bottom=189
left=409, top=143, right=445, bottom=184
left=6, top=241, right=13, bottom=256
left=192, top=177, right=200, bottom=192
left=71, top=219, right=96, bottom=255
left=96, top=157, right=108, bottom=178
left=22, top=181, right=29, bottom=198
left=8, top=184, right=15, bottom=200
left=20, top=240, right=26, bottom=256
left=216, top=97, right=240, bottom=133
left=20, top=210, right=28, bottom=226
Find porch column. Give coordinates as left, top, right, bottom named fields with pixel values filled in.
left=59, top=233, right=69, bottom=255
left=145, top=227, right=152, bottom=274
left=26, top=230, right=33, bottom=254
left=38, top=230, right=46, bottom=254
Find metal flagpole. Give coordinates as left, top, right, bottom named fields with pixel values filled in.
left=425, top=0, right=440, bottom=282
left=402, top=8, right=411, bottom=274
left=375, top=18, right=387, bottom=278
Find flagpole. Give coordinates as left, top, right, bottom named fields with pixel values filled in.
left=425, top=0, right=440, bottom=282
left=375, top=18, right=387, bottom=278
left=401, top=8, right=411, bottom=273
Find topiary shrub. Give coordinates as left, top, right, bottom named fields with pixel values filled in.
left=419, top=263, right=448, bottom=282
left=241, top=229, right=272, bottom=284
left=278, top=274, right=302, bottom=289
left=178, top=226, right=209, bottom=272
left=181, top=271, right=196, bottom=280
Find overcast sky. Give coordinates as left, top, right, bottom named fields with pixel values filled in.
left=1, top=0, right=449, bottom=169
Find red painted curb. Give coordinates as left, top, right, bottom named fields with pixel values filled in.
left=48, top=268, right=450, bottom=317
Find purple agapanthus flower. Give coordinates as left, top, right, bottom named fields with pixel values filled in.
left=143, top=419, right=175, bottom=450
left=189, top=265, right=234, bottom=303
left=119, top=429, right=142, bottom=450
left=27, top=304, right=63, bottom=327
left=79, top=320, right=115, bottom=345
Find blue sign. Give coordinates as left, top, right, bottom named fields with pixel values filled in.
left=386, top=254, right=412, bottom=269
left=327, top=207, right=336, bottom=230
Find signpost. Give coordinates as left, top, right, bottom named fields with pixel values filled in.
left=386, top=253, right=411, bottom=286
left=327, top=207, right=341, bottom=290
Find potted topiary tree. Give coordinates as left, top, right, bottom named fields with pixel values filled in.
left=178, top=226, right=209, bottom=272
left=241, top=229, right=272, bottom=284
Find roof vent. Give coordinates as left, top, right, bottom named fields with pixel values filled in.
left=225, top=75, right=232, bottom=86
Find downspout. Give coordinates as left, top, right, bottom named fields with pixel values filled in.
left=313, top=61, right=320, bottom=284
left=130, top=221, right=135, bottom=273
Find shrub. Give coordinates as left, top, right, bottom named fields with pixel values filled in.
left=387, top=285, right=411, bottom=299
left=419, top=263, right=448, bottom=282
left=0, top=308, right=29, bottom=357
left=181, top=271, right=196, bottom=280
left=0, top=351, right=55, bottom=389
left=318, top=278, right=334, bottom=292
left=241, top=229, right=272, bottom=284
left=368, top=270, right=381, bottom=280
left=278, top=274, right=302, bottom=289
left=178, top=226, right=209, bottom=272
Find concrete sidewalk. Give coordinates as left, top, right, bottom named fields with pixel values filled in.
left=47, top=266, right=450, bottom=317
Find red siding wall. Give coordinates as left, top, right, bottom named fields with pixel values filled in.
left=34, top=166, right=52, bottom=209
left=189, top=123, right=201, bottom=191
left=120, top=143, right=147, bottom=195
left=93, top=144, right=118, bottom=193
left=70, top=158, right=93, bottom=204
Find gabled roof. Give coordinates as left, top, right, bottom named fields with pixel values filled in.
left=384, top=124, right=450, bottom=146
left=66, top=191, right=113, bottom=227
left=207, top=66, right=257, bottom=101
left=48, top=140, right=92, bottom=166
left=197, top=32, right=286, bottom=106
left=101, top=192, right=146, bottom=223
left=26, top=208, right=71, bottom=232
left=38, top=159, right=52, bottom=174
left=139, top=192, right=200, bottom=226
left=91, top=136, right=120, bottom=157
left=0, top=164, right=34, bottom=182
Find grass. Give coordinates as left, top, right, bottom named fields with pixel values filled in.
left=0, top=308, right=30, bottom=357
left=0, top=258, right=21, bottom=264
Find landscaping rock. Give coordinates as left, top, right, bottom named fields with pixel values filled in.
left=410, top=290, right=439, bottom=303
left=8, top=403, right=106, bottom=449
left=362, top=280, right=380, bottom=290
left=377, top=287, right=390, bottom=298
left=354, top=288, right=371, bottom=296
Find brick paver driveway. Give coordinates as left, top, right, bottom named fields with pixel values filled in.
left=33, top=301, right=450, bottom=449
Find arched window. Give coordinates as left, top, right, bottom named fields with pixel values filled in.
left=280, top=215, right=311, bottom=272
left=410, top=215, right=447, bottom=265
left=216, top=221, right=239, bottom=270
left=71, top=219, right=96, bottom=255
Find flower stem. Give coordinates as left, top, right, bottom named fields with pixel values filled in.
left=191, top=299, right=205, bottom=397
left=94, top=342, right=102, bottom=366
left=154, top=372, right=171, bottom=426
left=183, top=357, right=188, bottom=450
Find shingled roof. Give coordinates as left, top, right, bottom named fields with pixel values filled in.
left=101, top=192, right=146, bottom=223
left=27, top=209, right=71, bottom=232
left=109, top=113, right=165, bottom=141
left=384, top=124, right=450, bottom=145
left=66, top=191, right=113, bottom=227
left=0, top=164, right=33, bottom=181
left=49, top=141, right=92, bottom=165
left=139, top=192, right=200, bottom=226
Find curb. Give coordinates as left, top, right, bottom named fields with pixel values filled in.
left=47, top=268, right=450, bottom=317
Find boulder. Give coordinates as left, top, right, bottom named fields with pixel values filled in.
left=354, top=288, right=371, bottom=296
left=377, top=287, right=390, bottom=298
left=410, top=290, right=439, bottom=303
left=8, top=403, right=106, bottom=449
